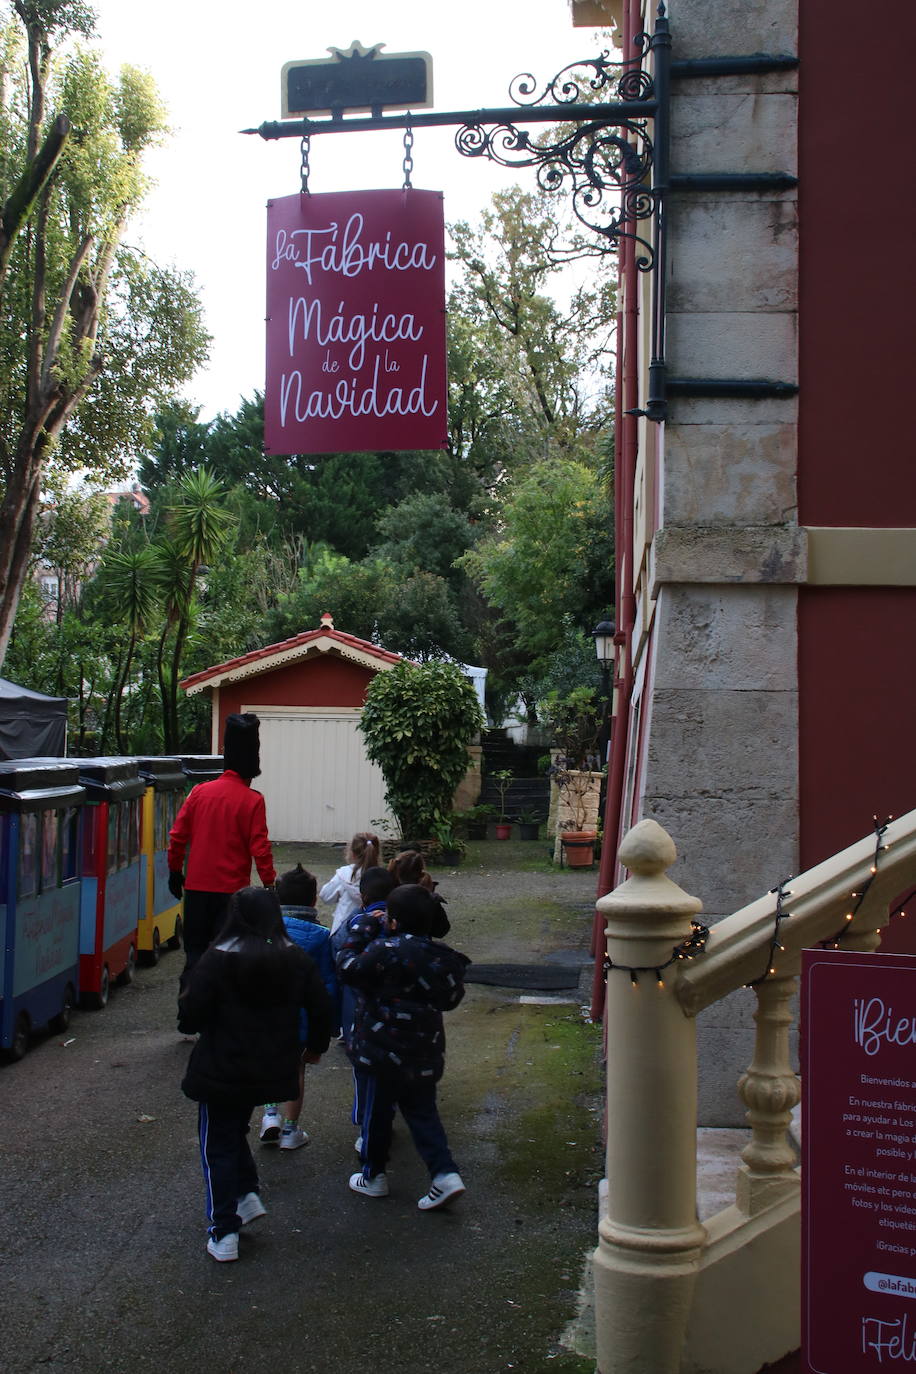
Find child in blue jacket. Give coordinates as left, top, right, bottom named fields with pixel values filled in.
left=259, top=864, right=337, bottom=1150
left=338, top=882, right=470, bottom=1211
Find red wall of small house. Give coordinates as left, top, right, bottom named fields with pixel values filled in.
left=216, top=655, right=377, bottom=744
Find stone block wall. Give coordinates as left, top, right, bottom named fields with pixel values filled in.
left=635, top=0, right=800, bottom=1120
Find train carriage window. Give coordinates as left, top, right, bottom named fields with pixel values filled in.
left=127, top=798, right=139, bottom=864
left=61, top=806, right=79, bottom=881
left=155, top=793, right=168, bottom=849
left=19, top=813, right=37, bottom=898
left=41, top=810, right=59, bottom=891
left=107, top=804, right=119, bottom=875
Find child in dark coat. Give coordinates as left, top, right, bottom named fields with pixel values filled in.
left=259, top=864, right=338, bottom=1150
left=337, top=883, right=470, bottom=1211
left=180, top=886, right=334, bottom=1262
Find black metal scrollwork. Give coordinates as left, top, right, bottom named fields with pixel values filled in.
left=454, top=44, right=659, bottom=266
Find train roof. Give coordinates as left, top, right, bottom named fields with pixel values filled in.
left=0, top=758, right=85, bottom=810
left=179, top=754, right=224, bottom=782
left=134, top=757, right=186, bottom=790
left=76, top=756, right=145, bottom=801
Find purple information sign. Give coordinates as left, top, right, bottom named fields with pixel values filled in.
left=265, top=188, right=448, bottom=457
left=803, top=948, right=916, bottom=1371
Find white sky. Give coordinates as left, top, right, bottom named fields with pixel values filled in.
left=87, top=0, right=615, bottom=421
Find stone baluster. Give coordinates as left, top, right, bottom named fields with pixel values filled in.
left=592, top=818, right=707, bottom=1374
left=736, top=973, right=801, bottom=1215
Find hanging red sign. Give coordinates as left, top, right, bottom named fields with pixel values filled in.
left=265, top=188, right=448, bottom=456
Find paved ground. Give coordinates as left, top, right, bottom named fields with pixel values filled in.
left=0, top=836, right=605, bottom=1374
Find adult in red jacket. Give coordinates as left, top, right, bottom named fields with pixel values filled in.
left=168, top=713, right=277, bottom=981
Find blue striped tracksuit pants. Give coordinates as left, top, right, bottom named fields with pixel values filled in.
left=197, top=1101, right=259, bottom=1239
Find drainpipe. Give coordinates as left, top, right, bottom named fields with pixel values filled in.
left=590, top=0, right=641, bottom=1022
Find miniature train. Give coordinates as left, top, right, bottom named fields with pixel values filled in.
left=0, top=753, right=221, bottom=1061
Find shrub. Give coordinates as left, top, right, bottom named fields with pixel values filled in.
left=359, top=660, right=484, bottom=839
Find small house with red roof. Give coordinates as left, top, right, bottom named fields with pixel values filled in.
left=180, top=614, right=401, bottom=842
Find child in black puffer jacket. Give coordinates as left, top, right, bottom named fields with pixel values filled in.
left=337, top=883, right=470, bottom=1211
left=180, top=887, right=334, bottom=1262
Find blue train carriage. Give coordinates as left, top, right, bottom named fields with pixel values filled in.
left=0, top=758, right=85, bottom=1061
left=76, top=757, right=145, bottom=1009
left=136, top=756, right=185, bottom=963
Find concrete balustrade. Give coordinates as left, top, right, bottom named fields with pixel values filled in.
left=592, top=807, right=916, bottom=1373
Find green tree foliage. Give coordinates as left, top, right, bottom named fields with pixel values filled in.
left=32, top=483, right=109, bottom=620
left=372, top=491, right=477, bottom=590
left=448, top=187, right=616, bottom=457
left=0, top=2, right=209, bottom=668
left=138, top=398, right=210, bottom=491
left=359, top=659, right=484, bottom=839
left=459, top=455, right=614, bottom=672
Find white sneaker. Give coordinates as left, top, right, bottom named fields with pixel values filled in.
left=207, top=1232, right=239, bottom=1262
left=279, top=1125, right=310, bottom=1151
left=259, top=1109, right=282, bottom=1144
left=418, top=1171, right=465, bottom=1210
left=236, top=1191, right=266, bottom=1225
left=349, top=1170, right=389, bottom=1198
left=354, top=1135, right=363, bottom=1154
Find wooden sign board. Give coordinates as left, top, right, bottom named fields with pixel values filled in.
left=281, top=42, right=433, bottom=119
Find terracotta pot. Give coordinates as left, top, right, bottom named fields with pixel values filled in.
left=494, top=822, right=513, bottom=840
left=561, top=831, right=596, bottom=867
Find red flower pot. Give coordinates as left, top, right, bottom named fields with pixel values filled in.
left=561, top=831, right=596, bottom=866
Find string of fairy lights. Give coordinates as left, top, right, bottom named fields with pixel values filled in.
left=603, top=918, right=710, bottom=988
left=746, top=814, right=894, bottom=987
left=603, top=814, right=905, bottom=990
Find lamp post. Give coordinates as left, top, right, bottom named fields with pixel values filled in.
left=592, top=619, right=615, bottom=767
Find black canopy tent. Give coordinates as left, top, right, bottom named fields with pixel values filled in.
left=0, top=678, right=68, bottom=759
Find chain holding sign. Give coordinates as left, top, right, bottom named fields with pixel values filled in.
left=265, top=189, right=448, bottom=456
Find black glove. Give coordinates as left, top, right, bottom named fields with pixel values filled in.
left=168, top=870, right=184, bottom=900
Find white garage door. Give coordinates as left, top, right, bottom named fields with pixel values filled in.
left=247, top=707, right=391, bottom=843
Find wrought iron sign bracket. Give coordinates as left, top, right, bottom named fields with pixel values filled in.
left=244, top=7, right=799, bottom=424
left=243, top=12, right=672, bottom=275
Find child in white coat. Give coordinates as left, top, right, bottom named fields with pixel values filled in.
left=320, top=831, right=380, bottom=935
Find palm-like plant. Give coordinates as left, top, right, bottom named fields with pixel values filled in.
left=157, top=468, right=235, bottom=750
left=96, top=546, right=161, bottom=752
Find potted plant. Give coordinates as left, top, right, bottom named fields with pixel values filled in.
left=540, top=687, right=604, bottom=866
left=491, top=769, right=514, bottom=839
left=453, top=802, right=495, bottom=841
left=432, top=820, right=466, bottom=866
left=514, top=807, right=541, bottom=841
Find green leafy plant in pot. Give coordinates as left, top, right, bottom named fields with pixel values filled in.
left=432, top=819, right=466, bottom=865
left=491, top=769, right=514, bottom=839
left=453, top=802, right=495, bottom=840
left=514, top=807, right=541, bottom=841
